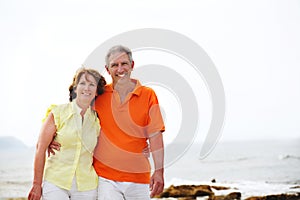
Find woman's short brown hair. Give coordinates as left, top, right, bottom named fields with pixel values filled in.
left=69, top=68, right=106, bottom=103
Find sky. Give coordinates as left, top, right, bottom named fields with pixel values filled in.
left=0, top=0, right=300, bottom=147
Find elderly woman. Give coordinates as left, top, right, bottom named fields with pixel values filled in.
left=28, top=68, right=106, bottom=200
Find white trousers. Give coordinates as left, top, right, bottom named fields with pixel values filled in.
left=42, top=177, right=97, bottom=200
left=97, top=177, right=150, bottom=200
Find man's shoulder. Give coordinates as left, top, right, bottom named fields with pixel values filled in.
left=95, top=85, right=112, bottom=105
left=104, top=84, right=112, bottom=89
left=138, top=85, right=156, bottom=95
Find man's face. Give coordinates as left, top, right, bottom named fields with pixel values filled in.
left=106, top=52, right=134, bottom=84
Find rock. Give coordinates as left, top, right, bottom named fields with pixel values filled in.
left=208, top=192, right=241, bottom=200
left=224, top=192, right=241, bottom=200
left=290, top=186, right=300, bottom=189
left=157, top=184, right=214, bottom=198
left=245, top=193, right=300, bottom=200
left=211, top=185, right=231, bottom=190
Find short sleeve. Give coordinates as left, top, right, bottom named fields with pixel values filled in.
left=147, top=89, right=165, bottom=137
left=42, top=104, right=60, bottom=129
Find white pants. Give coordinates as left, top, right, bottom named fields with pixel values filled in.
left=42, top=177, right=97, bottom=200
left=97, top=177, right=150, bottom=200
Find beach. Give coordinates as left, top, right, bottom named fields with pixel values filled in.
left=1, top=138, right=299, bottom=199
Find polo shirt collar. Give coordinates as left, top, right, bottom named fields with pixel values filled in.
left=131, top=79, right=142, bottom=96
left=107, top=79, right=143, bottom=96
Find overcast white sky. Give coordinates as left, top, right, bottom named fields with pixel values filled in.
left=1, top=0, right=300, bottom=147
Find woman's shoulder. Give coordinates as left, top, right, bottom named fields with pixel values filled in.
left=48, top=103, right=71, bottom=111
left=45, top=103, right=72, bottom=115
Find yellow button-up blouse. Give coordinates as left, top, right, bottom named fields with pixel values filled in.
left=43, top=101, right=100, bottom=191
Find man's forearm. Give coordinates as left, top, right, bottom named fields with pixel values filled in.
left=149, top=132, right=164, bottom=171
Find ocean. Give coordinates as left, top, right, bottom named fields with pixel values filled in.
left=0, top=139, right=299, bottom=199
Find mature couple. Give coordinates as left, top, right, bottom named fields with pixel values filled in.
left=28, top=45, right=165, bottom=200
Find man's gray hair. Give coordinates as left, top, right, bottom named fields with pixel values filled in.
left=105, top=45, right=133, bottom=67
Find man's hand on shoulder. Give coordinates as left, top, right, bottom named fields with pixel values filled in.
left=47, top=140, right=61, bottom=157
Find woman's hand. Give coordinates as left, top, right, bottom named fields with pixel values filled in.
left=28, top=184, right=42, bottom=200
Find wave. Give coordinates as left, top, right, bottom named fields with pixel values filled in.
left=200, top=154, right=300, bottom=163
left=165, top=178, right=300, bottom=199
left=199, top=156, right=255, bottom=163
left=0, top=180, right=31, bottom=185
left=278, top=154, right=300, bottom=160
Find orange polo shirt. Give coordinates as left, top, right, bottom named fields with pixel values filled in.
left=93, top=80, right=165, bottom=183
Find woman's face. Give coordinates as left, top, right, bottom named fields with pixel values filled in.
left=75, top=73, right=97, bottom=106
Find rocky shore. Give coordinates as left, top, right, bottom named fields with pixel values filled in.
left=153, top=184, right=300, bottom=200
left=3, top=184, right=300, bottom=200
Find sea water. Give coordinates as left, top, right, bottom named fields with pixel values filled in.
left=163, top=139, right=300, bottom=198
left=0, top=148, right=34, bottom=198
left=0, top=139, right=300, bottom=199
